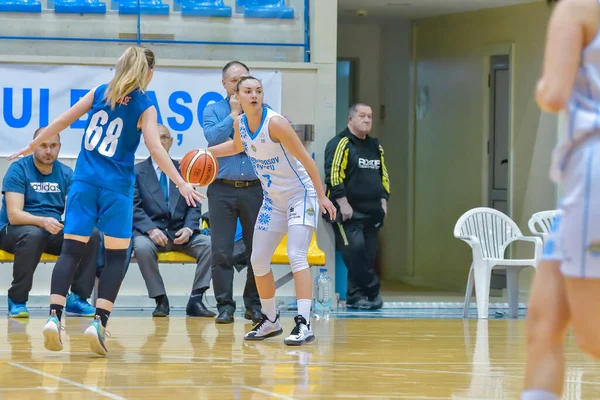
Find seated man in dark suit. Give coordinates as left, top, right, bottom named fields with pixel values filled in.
left=132, top=125, right=213, bottom=318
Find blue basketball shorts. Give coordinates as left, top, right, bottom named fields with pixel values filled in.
left=64, top=180, right=133, bottom=239
left=542, top=136, right=600, bottom=278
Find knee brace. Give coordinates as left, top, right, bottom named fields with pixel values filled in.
left=97, top=248, right=128, bottom=303
left=50, top=239, right=88, bottom=297
left=288, top=246, right=309, bottom=274
left=250, top=251, right=272, bottom=277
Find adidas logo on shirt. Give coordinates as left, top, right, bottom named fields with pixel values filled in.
left=30, top=182, right=61, bottom=193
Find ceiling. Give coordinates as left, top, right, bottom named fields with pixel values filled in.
left=338, top=0, right=540, bottom=22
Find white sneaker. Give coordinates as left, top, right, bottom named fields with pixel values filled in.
left=43, top=310, right=64, bottom=351
left=84, top=316, right=109, bottom=356
left=284, top=315, right=315, bottom=346
left=244, top=313, right=283, bottom=341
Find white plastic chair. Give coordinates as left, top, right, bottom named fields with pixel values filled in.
left=528, top=209, right=561, bottom=243
left=454, top=207, right=542, bottom=319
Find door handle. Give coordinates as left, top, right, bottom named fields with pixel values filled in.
left=501, top=159, right=508, bottom=165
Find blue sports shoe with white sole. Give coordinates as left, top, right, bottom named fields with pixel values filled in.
left=84, top=316, right=109, bottom=356
left=43, top=310, right=63, bottom=351
left=65, top=293, right=95, bottom=317
left=8, top=297, right=29, bottom=318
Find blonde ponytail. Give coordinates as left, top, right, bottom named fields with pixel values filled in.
left=104, top=46, right=155, bottom=109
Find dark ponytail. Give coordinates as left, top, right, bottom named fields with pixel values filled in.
left=547, top=0, right=559, bottom=5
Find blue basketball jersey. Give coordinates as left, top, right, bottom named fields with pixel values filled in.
left=72, top=84, right=153, bottom=197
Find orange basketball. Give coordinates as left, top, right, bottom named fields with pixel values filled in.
left=179, top=149, right=218, bottom=186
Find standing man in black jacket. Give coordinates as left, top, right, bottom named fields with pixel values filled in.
left=324, top=103, right=390, bottom=310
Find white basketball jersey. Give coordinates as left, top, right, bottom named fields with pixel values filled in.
left=551, top=13, right=600, bottom=183
left=239, top=108, right=316, bottom=199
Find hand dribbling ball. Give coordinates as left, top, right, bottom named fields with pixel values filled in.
left=180, top=149, right=218, bottom=186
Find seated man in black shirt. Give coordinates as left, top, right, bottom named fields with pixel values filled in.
left=1, top=129, right=99, bottom=318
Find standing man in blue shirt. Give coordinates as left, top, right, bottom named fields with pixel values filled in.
left=203, top=61, right=262, bottom=324
left=0, top=129, right=100, bottom=318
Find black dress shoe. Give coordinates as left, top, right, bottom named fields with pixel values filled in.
left=186, top=298, right=216, bottom=318
left=244, top=308, right=263, bottom=324
left=152, top=297, right=170, bottom=317
left=215, top=310, right=234, bottom=324
left=368, top=294, right=384, bottom=310
left=346, top=297, right=371, bottom=310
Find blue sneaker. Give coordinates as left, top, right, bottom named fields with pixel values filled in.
left=65, top=293, right=95, bottom=317
left=43, top=310, right=63, bottom=351
left=84, top=316, right=109, bottom=356
left=8, top=297, right=29, bottom=318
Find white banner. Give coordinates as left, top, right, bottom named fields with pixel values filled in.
left=0, top=64, right=282, bottom=158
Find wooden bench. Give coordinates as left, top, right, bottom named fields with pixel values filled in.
left=0, top=232, right=326, bottom=294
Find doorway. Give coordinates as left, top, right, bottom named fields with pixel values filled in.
left=488, top=54, right=510, bottom=215
left=486, top=52, right=513, bottom=290
left=336, top=59, right=358, bottom=134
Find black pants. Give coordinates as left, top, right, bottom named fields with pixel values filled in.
left=1, top=225, right=100, bottom=304
left=207, top=180, right=262, bottom=314
left=333, top=218, right=381, bottom=304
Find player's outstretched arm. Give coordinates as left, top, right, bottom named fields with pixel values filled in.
left=140, top=106, right=205, bottom=208
left=206, top=115, right=244, bottom=158
left=7, top=88, right=97, bottom=161
left=536, top=0, right=587, bottom=113
left=270, top=116, right=337, bottom=220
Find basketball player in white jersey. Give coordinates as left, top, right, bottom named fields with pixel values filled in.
left=206, top=75, right=336, bottom=345
left=523, top=0, right=600, bottom=399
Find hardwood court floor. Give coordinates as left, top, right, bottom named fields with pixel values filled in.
left=0, top=315, right=598, bottom=399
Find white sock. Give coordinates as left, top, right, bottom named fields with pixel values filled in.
left=297, top=299, right=311, bottom=324
left=260, top=297, right=277, bottom=321
left=521, top=390, right=560, bottom=400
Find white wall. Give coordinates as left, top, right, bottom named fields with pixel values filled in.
left=336, top=21, right=413, bottom=282
left=402, top=2, right=557, bottom=292
left=378, top=21, right=413, bottom=282
left=336, top=4, right=558, bottom=297
left=337, top=23, right=382, bottom=137
left=0, top=0, right=339, bottom=308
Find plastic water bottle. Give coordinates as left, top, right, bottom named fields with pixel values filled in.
left=313, top=268, right=332, bottom=320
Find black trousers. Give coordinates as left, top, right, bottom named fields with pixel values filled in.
left=207, top=180, right=262, bottom=314
left=333, top=218, right=381, bottom=304
left=1, top=224, right=100, bottom=304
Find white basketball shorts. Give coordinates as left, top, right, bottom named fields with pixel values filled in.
left=543, top=135, right=600, bottom=278
left=254, top=192, right=319, bottom=233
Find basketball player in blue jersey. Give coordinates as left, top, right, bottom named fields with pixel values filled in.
left=8, top=46, right=204, bottom=356
left=522, top=0, right=600, bottom=398
left=207, top=75, right=336, bottom=346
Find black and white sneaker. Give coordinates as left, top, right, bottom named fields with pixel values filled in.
left=283, top=315, right=315, bottom=346
left=244, top=313, right=283, bottom=341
